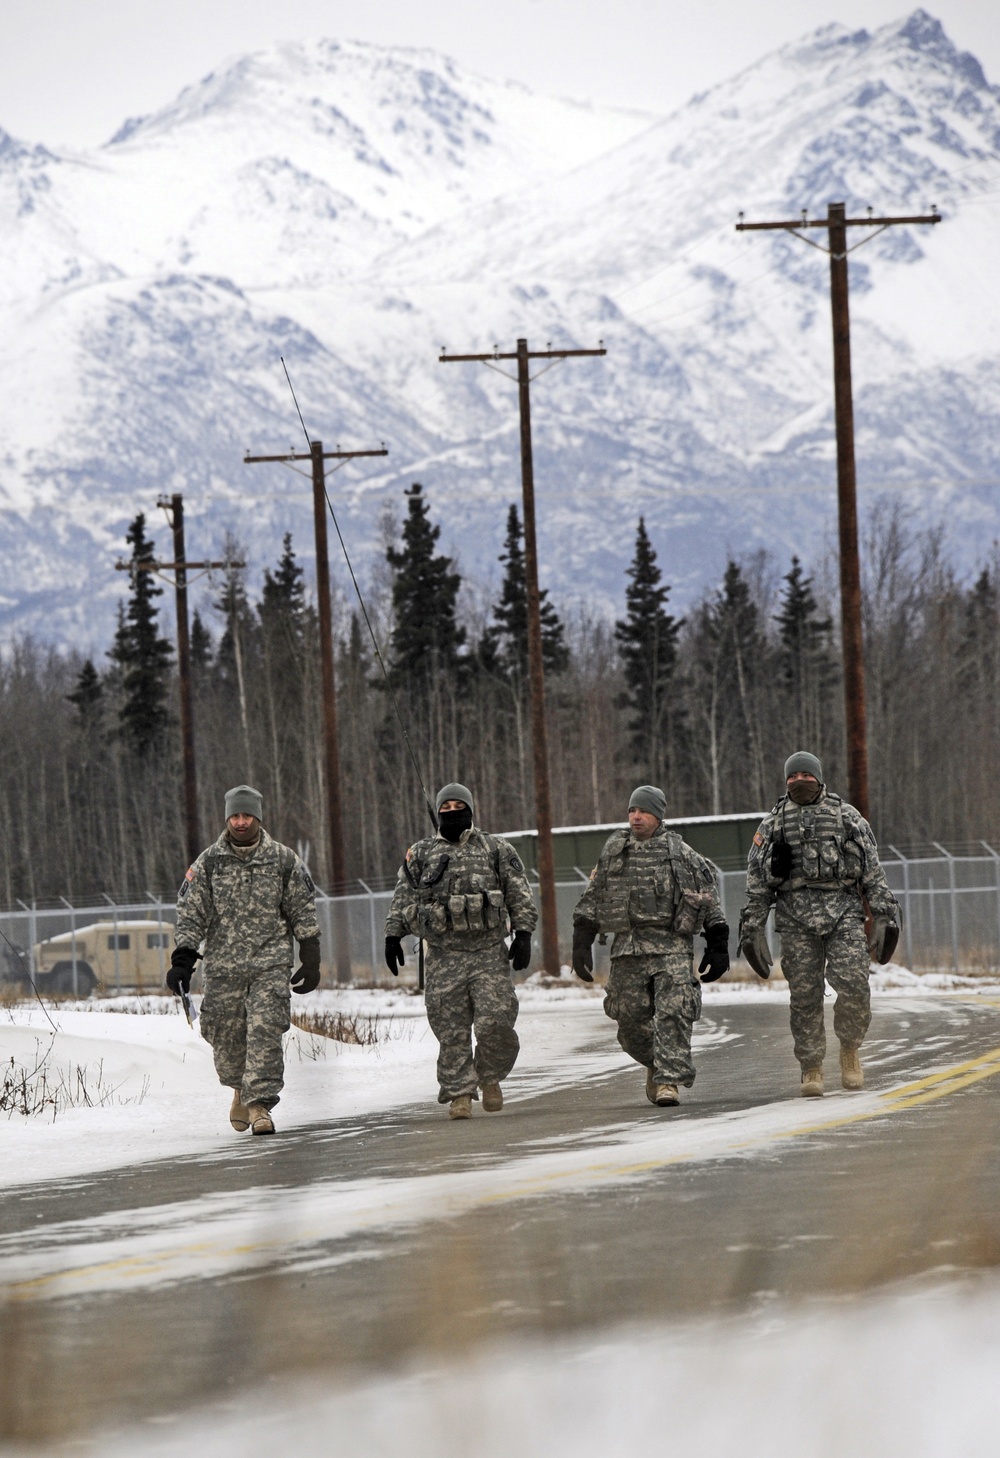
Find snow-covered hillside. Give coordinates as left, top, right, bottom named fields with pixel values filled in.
left=0, top=13, right=998, bottom=643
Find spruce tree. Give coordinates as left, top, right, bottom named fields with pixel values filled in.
left=484, top=504, right=569, bottom=681
left=775, top=556, right=835, bottom=746
left=67, top=659, right=103, bottom=728
left=260, top=533, right=306, bottom=647
left=190, top=612, right=213, bottom=675
left=614, top=519, right=679, bottom=780
left=386, top=483, right=466, bottom=691
left=111, top=514, right=173, bottom=755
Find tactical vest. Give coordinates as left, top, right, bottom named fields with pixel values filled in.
left=768, top=793, right=864, bottom=892
left=400, top=832, right=507, bottom=937
left=591, top=829, right=716, bottom=937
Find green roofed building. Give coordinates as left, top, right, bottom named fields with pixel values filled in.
left=498, top=813, right=765, bottom=880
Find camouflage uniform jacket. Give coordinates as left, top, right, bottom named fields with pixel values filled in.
left=175, top=828, right=320, bottom=972
left=384, top=827, right=537, bottom=950
left=742, top=790, right=898, bottom=936
left=573, top=825, right=726, bottom=957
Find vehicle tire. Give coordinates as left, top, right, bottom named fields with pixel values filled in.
left=47, top=962, right=98, bottom=997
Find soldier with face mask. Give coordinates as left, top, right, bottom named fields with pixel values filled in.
left=739, top=752, right=899, bottom=1097
left=384, top=783, right=538, bottom=1119
left=571, top=785, right=730, bottom=1107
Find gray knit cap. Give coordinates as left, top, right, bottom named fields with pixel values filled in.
left=784, top=752, right=823, bottom=783
left=225, top=784, right=263, bottom=821
left=628, top=784, right=667, bottom=820
left=436, top=782, right=474, bottom=815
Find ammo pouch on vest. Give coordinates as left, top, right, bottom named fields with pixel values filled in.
left=405, top=888, right=504, bottom=935
left=672, top=886, right=715, bottom=936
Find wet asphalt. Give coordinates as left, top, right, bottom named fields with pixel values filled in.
left=2, top=996, right=1000, bottom=1443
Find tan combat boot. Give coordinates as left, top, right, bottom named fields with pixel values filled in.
left=645, top=1068, right=657, bottom=1105
left=840, top=1045, right=864, bottom=1090
left=801, top=1066, right=824, bottom=1098
left=481, top=1082, right=503, bottom=1112
left=654, top=1083, right=680, bottom=1107
left=449, top=1095, right=472, bottom=1119
left=230, top=1089, right=250, bottom=1132
left=247, top=1103, right=275, bottom=1135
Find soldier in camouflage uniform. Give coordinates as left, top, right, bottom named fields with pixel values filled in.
left=739, top=751, right=899, bottom=1097
left=572, top=785, right=730, bottom=1107
left=384, top=782, right=538, bottom=1119
left=168, top=784, right=322, bottom=1135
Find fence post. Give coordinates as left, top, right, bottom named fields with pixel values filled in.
left=886, top=846, right=913, bottom=971
left=104, top=894, right=121, bottom=993
left=60, top=896, right=79, bottom=997
left=16, top=899, right=34, bottom=982
left=358, top=880, right=378, bottom=980
left=932, top=843, right=960, bottom=974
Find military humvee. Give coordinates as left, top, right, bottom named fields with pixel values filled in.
left=30, top=920, right=174, bottom=995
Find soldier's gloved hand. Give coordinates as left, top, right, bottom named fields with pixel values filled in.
left=167, top=945, right=199, bottom=996
left=740, top=925, right=772, bottom=980
left=508, top=929, right=532, bottom=972
left=572, top=921, right=597, bottom=983
left=698, top=922, right=730, bottom=983
left=384, top=936, right=406, bottom=977
left=868, top=915, right=900, bottom=965
left=291, top=936, right=321, bottom=994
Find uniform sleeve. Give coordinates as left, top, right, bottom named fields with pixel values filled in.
left=281, top=857, right=321, bottom=942
left=693, top=852, right=727, bottom=932
left=572, top=868, right=601, bottom=929
left=498, top=842, right=538, bottom=932
left=849, top=812, right=899, bottom=919
left=174, top=850, right=212, bottom=950
left=741, top=814, right=776, bottom=930
left=384, top=846, right=420, bottom=938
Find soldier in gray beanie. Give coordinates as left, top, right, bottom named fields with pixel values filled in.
left=740, top=753, right=899, bottom=1098
left=572, top=786, right=729, bottom=1108
left=169, top=785, right=322, bottom=1136
left=384, top=781, right=538, bottom=1120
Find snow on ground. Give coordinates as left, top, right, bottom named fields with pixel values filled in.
left=13, top=1273, right=1000, bottom=1457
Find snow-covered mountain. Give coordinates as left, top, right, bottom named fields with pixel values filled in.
left=1, top=14, right=998, bottom=644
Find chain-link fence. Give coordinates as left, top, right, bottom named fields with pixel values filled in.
left=3, top=847, right=999, bottom=994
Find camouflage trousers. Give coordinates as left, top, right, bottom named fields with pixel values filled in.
left=199, top=963, right=291, bottom=1109
left=424, top=942, right=520, bottom=1103
left=777, top=911, right=870, bottom=1068
left=604, top=952, right=703, bottom=1087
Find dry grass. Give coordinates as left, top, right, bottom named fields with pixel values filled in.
left=0, top=1038, right=150, bottom=1117
left=290, top=1007, right=386, bottom=1046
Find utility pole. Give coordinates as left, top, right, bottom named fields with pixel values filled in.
left=115, top=507, right=238, bottom=867
left=244, top=441, right=387, bottom=983
left=736, top=203, right=941, bottom=818
left=439, top=337, right=606, bottom=973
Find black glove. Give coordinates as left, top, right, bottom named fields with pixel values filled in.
left=167, top=945, right=199, bottom=995
left=698, top=922, right=730, bottom=983
left=868, top=915, right=900, bottom=965
left=770, top=839, right=792, bottom=881
left=572, top=921, right=597, bottom=983
left=385, top=935, right=406, bottom=977
left=508, top=929, right=532, bottom=972
left=291, top=935, right=321, bottom=994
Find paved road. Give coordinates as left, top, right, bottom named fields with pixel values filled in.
left=3, top=994, right=1000, bottom=1442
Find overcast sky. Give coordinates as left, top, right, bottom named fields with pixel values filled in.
left=2, top=0, right=997, bottom=149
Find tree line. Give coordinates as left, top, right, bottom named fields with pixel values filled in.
left=0, top=488, right=996, bottom=904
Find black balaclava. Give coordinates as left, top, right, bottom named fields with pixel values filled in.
left=439, top=805, right=472, bottom=842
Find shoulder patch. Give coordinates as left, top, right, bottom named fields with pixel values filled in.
left=300, top=866, right=316, bottom=895
left=753, top=831, right=765, bottom=848
left=178, top=865, right=195, bottom=900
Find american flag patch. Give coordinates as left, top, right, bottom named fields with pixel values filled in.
left=753, top=832, right=765, bottom=847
